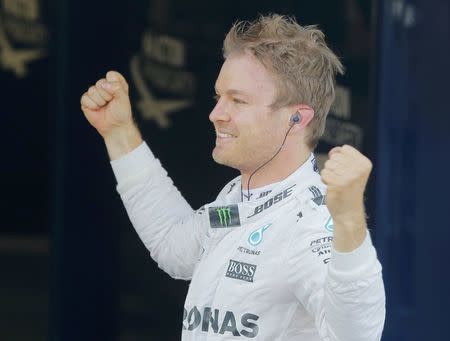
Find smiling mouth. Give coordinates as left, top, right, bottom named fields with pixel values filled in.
left=215, top=127, right=237, bottom=137
left=216, top=132, right=236, bottom=138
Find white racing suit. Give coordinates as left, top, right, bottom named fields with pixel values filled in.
left=111, top=142, right=385, bottom=341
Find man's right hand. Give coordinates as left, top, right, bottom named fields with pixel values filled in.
left=81, top=70, right=133, bottom=138
left=80, top=70, right=142, bottom=160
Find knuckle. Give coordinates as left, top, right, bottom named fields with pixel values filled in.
left=342, top=144, right=353, bottom=153
left=96, top=78, right=106, bottom=87
left=88, top=86, right=96, bottom=95
left=80, top=93, right=89, bottom=103
left=336, top=155, right=345, bottom=164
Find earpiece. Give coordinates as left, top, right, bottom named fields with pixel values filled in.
left=290, top=111, right=302, bottom=125
left=246, top=110, right=304, bottom=201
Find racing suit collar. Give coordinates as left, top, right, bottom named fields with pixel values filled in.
left=240, top=180, right=281, bottom=202
left=231, top=152, right=319, bottom=204
left=207, top=153, right=321, bottom=228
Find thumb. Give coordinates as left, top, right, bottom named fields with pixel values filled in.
left=106, top=70, right=129, bottom=93
left=328, top=146, right=342, bottom=157
left=100, top=81, right=126, bottom=98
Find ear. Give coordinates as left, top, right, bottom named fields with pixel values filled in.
left=290, top=105, right=314, bottom=131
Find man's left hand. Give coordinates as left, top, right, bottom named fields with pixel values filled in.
left=320, top=145, right=372, bottom=251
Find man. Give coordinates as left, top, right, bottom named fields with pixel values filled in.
left=81, top=14, right=385, bottom=340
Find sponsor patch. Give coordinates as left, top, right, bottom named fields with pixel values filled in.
left=309, top=186, right=326, bottom=206
left=183, top=305, right=259, bottom=338
left=325, top=216, right=334, bottom=232
left=310, top=236, right=333, bottom=261
left=311, top=157, right=319, bottom=173
left=237, top=246, right=261, bottom=256
left=256, top=190, right=272, bottom=199
left=226, top=259, right=257, bottom=282
left=209, top=205, right=240, bottom=228
left=195, top=206, right=206, bottom=215
left=247, top=185, right=296, bottom=218
left=248, top=224, right=271, bottom=247
left=227, top=182, right=237, bottom=194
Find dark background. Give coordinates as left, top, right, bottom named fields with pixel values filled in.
left=0, top=0, right=448, bottom=340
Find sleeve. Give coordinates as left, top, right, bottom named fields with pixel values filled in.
left=286, top=210, right=385, bottom=341
left=110, top=142, right=207, bottom=280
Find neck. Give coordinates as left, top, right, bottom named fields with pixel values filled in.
left=241, top=144, right=311, bottom=190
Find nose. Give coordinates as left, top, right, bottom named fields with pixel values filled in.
left=209, top=99, right=230, bottom=124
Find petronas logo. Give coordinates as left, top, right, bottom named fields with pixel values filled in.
left=209, top=205, right=240, bottom=228
left=325, top=216, right=334, bottom=232
left=216, top=207, right=232, bottom=226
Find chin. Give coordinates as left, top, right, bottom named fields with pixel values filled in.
left=212, top=149, right=240, bottom=169
left=212, top=149, right=229, bottom=165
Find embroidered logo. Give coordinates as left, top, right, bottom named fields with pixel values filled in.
left=248, top=224, right=272, bottom=246
left=325, top=216, right=334, bottom=232
left=209, top=205, right=240, bottom=228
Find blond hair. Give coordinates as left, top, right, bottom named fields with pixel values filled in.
left=223, top=14, right=344, bottom=149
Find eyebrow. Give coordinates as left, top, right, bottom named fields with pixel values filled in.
left=214, top=86, right=251, bottom=97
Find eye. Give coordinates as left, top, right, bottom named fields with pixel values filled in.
left=232, top=98, right=247, bottom=104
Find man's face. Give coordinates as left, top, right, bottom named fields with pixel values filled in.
left=209, top=52, right=288, bottom=173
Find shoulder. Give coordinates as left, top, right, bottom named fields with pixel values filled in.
left=286, top=178, right=333, bottom=245
left=282, top=181, right=334, bottom=280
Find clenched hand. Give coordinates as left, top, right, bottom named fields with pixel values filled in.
left=321, top=145, right=372, bottom=251
left=80, top=71, right=142, bottom=160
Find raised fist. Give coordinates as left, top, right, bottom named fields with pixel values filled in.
left=80, top=71, right=133, bottom=138
left=321, top=145, right=372, bottom=221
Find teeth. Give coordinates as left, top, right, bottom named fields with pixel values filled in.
left=217, top=132, right=234, bottom=138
